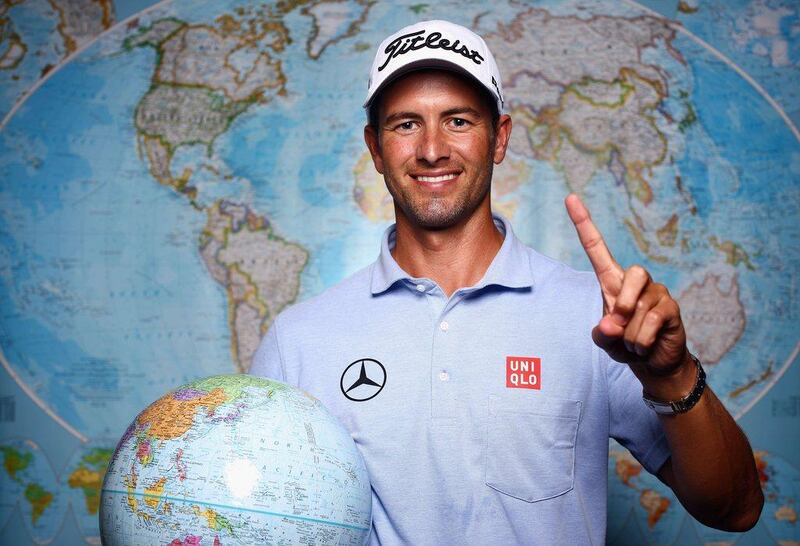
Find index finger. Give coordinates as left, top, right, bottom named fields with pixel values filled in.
left=564, top=193, right=620, bottom=279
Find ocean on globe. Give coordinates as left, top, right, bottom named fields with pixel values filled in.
left=99, top=375, right=372, bottom=545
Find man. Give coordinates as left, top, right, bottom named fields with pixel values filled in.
left=251, top=20, right=763, bottom=544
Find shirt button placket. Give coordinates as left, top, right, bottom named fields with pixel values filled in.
left=432, top=311, right=456, bottom=420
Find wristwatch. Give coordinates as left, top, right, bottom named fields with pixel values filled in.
left=642, top=353, right=706, bottom=415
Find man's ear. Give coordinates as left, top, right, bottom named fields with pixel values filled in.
left=364, top=124, right=384, bottom=174
left=492, top=114, right=513, bottom=165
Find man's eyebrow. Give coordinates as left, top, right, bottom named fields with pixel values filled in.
left=441, top=106, right=483, bottom=118
left=383, top=111, right=422, bottom=126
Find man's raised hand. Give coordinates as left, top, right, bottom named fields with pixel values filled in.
left=564, top=193, right=689, bottom=380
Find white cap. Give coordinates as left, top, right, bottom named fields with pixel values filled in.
left=364, top=20, right=504, bottom=115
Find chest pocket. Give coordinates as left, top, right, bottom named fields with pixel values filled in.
left=485, top=393, right=581, bottom=502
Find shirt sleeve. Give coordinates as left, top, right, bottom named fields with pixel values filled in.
left=249, top=317, right=286, bottom=382
left=605, top=346, right=671, bottom=475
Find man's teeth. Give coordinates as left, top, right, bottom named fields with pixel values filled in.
left=416, top=173, right=457, bottom=183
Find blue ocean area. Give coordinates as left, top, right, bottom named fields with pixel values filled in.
left=2, top=81, right=105, bottom=216
left=677, top=0, right=800, bottom=128
left=222, top=111, right=300, bottom=206
left=679, top=42, right=794, bottom=193
left=2, top=315, right=95, bottom=436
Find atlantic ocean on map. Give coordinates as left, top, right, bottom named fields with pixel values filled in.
left=1, top=1, right=798, bottom=544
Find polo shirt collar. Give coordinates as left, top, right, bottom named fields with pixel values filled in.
left=370, top=214, right=534, bottom=295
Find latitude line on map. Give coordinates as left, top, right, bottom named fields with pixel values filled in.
left=0, top=347, right=88, bottom=442
left=101, top=488, right=370, bottom=531
left=625, top=0, right=800, bottom=143
left=734, top=340, right=800, bottom=420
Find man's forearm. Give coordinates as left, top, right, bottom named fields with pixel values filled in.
left=657, top=386, right=764, bottom=531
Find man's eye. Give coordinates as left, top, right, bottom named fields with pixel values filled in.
left=397, top=121, right=415, bottom=130
left=451, top=118, right=468, bottom=128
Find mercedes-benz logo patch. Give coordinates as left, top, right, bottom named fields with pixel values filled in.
left=340, top=358, right=386, bottom=402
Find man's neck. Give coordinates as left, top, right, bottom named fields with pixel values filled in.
left=391, top=206, right=504, bottom=297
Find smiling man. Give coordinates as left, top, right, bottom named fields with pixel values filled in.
left=251, top=20, right=763, bottom=544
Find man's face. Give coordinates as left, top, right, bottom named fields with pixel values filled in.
left=364, top=70, right=511, bottom=230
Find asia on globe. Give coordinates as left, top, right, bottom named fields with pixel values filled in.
left=99, top=374, right=372, bottom=545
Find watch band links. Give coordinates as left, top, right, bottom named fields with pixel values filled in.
left=642, top=353, right=706, bottom=415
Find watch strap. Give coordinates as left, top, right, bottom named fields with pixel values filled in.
left=642, top=354, right=706, bottom=415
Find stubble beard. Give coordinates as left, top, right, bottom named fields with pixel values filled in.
left=386, top=148, right=496, bottom=230
left=388, top=165, right=493, bottom=230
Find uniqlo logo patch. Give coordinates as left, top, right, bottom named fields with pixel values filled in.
left=506, top=356, right=541, bottom=389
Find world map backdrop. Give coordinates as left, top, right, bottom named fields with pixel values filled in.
left=0, top=0, right=798, bottom=544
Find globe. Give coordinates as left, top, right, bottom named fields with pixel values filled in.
left=98, top=375, right=372, bottom=545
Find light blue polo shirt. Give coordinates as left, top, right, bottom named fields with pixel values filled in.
left=251, top=215, right=670, bottom=545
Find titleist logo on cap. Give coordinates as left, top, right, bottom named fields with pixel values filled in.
left=378, top=29, right=485, bottom=72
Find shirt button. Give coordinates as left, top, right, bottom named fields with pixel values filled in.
left=439, top=321, right=449, bottom=331
left=416, top=284, right=425, bottom=292
left=439, top=371, right=449, bottom=382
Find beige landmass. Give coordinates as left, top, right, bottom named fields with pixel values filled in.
left=353, top=151, right=393, bottom=222
left=624, top=218, right=668, bottom=264
left=154, top=24, right=285, bottom=102
left=550, top=69, right=665, bottom=204
left=490, top=153, right=531, bottom=219
left=484, top=8, right=682, bottom=112
left=553, top=133, right=602, bottom=195
left=48, top=0, right=114, bottom=55
left=639, top=489, right=670, bottom=528
left=609, top=449, right=642, bottom=489
left=710, top=236, right=756, bottom=270
left=200, top=200, right=308, bottom=372
left=656, top=214, right=679, bottom=246
left=678, top=273, right=745, bottom=364
left=1, top=2, right=26, bottom=70
left=482, top=8, right=701, bottom=264
left=0, top=29, right=25, bottom=70
left=125, top=15, right=288, bottom=195
left=775, top=504, right=798, bottom=524
left=135, top=85, right=250, bottom=152
left=301, top=0, right=374, bottom=59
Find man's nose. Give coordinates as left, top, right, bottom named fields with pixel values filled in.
left=416, top=125, right=450, bottom=164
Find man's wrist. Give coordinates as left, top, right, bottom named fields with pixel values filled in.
left=642, top=353, right=706, bottom=415
left=638, top=350, right=696, bottom=400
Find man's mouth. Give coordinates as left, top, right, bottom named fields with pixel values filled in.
left=412, top=172, right=459, bottom=183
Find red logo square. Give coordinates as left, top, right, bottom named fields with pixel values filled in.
left=506, top=356, right=541, bottom=389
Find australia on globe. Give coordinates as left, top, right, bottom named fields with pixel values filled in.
left=99, top=374, right=372, bottom=545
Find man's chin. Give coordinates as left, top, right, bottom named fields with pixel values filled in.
left=403, top=204, right=469, bottom=231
